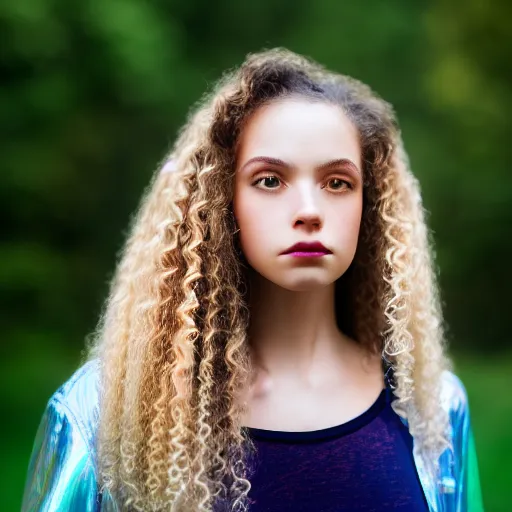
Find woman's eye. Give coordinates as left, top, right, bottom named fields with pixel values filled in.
left=252, top=175, right=352, bottom=192
left=253, top=175, right=281, bottom=189
left=326, top=178, right=352, bottom=191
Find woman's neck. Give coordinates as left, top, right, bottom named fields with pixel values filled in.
left=247, top=274, right=358, bottom=384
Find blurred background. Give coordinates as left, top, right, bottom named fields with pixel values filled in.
left=2, top=0, right=511, bottom=510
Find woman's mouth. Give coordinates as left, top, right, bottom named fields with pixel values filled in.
left=280, top=241, right=332, bottom=257
left=285, top=251, right=330, bottom=258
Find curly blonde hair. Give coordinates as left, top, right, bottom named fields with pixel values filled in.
left=88, top=47, right=453, bottom=511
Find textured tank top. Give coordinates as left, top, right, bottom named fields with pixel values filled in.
left=243, top=386, right=429, bottom=511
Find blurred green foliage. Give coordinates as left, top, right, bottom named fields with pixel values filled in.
left=1, top=0, right=510, bottom=510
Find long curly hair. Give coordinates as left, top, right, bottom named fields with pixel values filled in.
left=88, top=47, right=453, bottom=511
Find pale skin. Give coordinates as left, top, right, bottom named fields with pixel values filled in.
left=233, top=97, right=384, bottom=431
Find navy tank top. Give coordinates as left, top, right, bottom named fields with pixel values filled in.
left=243, top=386, right=429, bottom=511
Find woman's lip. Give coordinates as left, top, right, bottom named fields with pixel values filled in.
left=283, top=251, right=330, bottom=257
left=281, top=242, right=331, bottom=254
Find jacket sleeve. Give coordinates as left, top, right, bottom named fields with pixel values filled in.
left=449, top=374, right=484, bottom=512
left=465, top=422, right=484, bottom=512
left=21, top=396, right=101, bottom=512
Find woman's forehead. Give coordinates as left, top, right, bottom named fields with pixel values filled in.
left=235, top=98, right=361, bottom=173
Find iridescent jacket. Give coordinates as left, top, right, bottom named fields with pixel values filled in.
left=22, top=360, right=485, bottom=511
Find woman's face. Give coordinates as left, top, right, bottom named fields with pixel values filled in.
left=233, top=98, right=363, bottom=292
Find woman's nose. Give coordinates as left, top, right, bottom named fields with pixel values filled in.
left=292, top=185, right=323, bottom=229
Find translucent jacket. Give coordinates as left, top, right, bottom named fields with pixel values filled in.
left=21, top=360, right=485, bottom=511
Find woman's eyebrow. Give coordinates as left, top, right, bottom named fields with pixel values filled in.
left=317, top=158, right=361, bottom=175
left=241, top=156, right=287, bottom=170
left=240, top=156, right=361, bottom=175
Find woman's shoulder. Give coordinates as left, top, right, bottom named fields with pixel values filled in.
left=439, top=369, right=471, bottom=421
left=21, top=359, right=104, bottom=511
left=54, top=358, right=101, bottom=399
left=48, top=358, right=102, bottom=444
left=388, top=368, right=472, bottom=432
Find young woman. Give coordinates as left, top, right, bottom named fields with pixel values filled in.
left=22, top=48, right=484, bottom=512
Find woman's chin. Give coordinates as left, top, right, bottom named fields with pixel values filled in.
left=274, top=275, right=335, bottom=292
